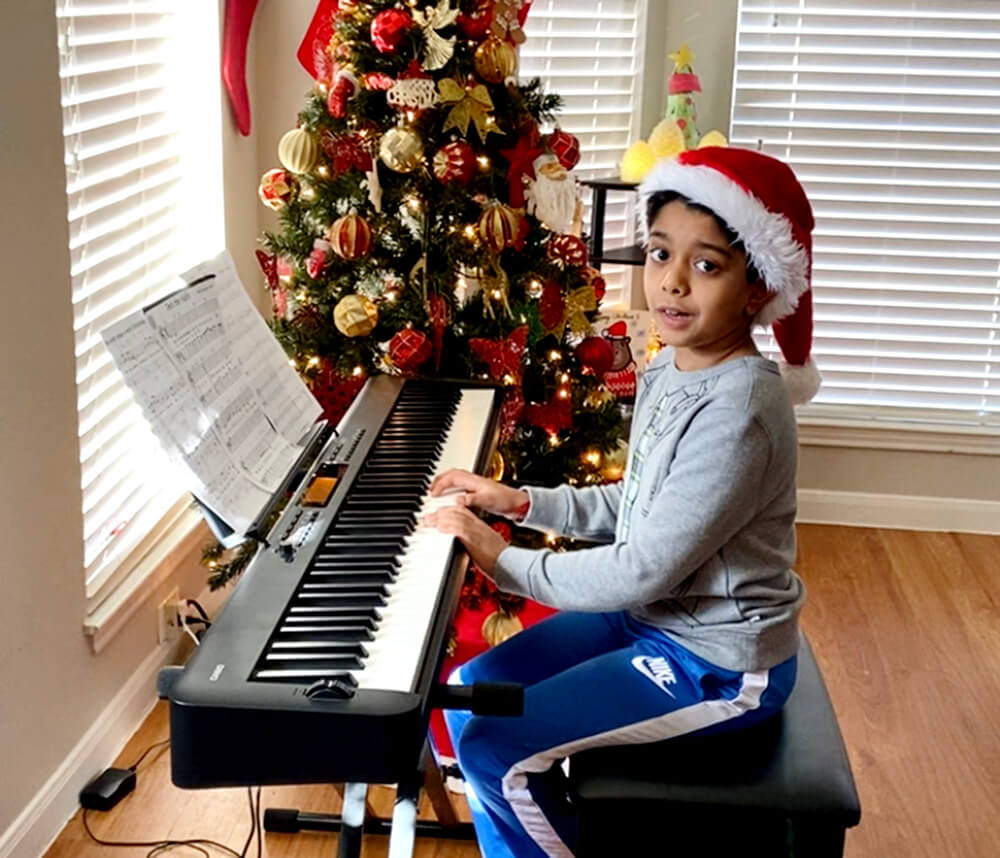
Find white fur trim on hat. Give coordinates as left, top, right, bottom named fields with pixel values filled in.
left=639, top=160, right=811, bottom=327
left=779, top=357, right=822, bottom=406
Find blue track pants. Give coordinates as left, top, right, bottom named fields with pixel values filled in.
left=443, top=610, right=797, bottom=858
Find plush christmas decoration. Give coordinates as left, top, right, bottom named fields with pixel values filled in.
left=257, top=168, right=296, bottom=210
left=477, top=203, right=521, bottom=253
left=439, top=78, right=500, bottom=141
left=667, top=43, right=702, bottom=149
left=320, top=131, right=373, bottom=175
left=278, top=127, right=318, bottom=174
left=222, top=0, right=260, bottom=135
left=333, top=294, right=378, bottom=337
left=546, top=127, right=581, bottom=170
left=474, top=36, right=517, bottom=83
left=328, top=211, right=372, bottom=259
left=639, top=146, right=820, bottom=403
left=524, top=154, right=578, bottom=234
left=371, top=8, right=413, bottom=54
left=600, top=319, right=637, bottom=401
left=433, top=141, right=477, bottom=185
left=327, top=68, right=359, bottom=118
left=389, top=328, right=433, bottom=372
left=412, top=0, right=459, bottom=70
left=547, top=233, right=588, bottom=268
left=379, top=125, right=424, bottom=172
left=576, top=335, right=615, bottom=376
left=491, top=0, right=531, bottom=43
left=581, top=265, right=606, bottom=303
left=305, top=238, right=332, bottom=279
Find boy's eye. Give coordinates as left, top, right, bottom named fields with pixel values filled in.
left=695, top=259, right=720, bottom=274
left=647, top=247, right=669, bottom=263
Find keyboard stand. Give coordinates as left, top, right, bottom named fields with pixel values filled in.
left=262, top=743, right=476, bottom=857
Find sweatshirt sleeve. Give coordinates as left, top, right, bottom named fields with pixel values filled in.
left=518, top=482, right=623, bottom=543
left=492, top=407, right=773, bottom=610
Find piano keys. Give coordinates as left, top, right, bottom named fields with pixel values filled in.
left=166, top=376, right=503, bottom=789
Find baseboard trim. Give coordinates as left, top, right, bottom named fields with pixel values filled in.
left=0, top=642, right=177, bottom=858
left=797, top=489, right=1000, bottom=535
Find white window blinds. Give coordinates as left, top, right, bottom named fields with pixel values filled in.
left=520, top=0, right=644, bottom=306
left=57, top=0, right=224, bottom=609
left=732, top=0, right=1000, bottom=423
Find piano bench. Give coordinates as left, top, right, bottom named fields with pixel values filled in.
left=567, top=637, right=861, bottom=857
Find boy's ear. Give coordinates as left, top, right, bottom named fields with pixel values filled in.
left=746, top=281, right=774, bottom=317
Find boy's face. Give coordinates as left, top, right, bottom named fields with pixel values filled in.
left=644, top=200, right=771, bottom=370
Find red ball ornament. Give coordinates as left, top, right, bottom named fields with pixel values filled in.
left=547, top=234, right=589, bottom=268
left=433, top=141, right=477, bottom=185
left=371, top=8, right=413, bottom=54
left=258, top=168, right=296, bottom=210
left=458, top=0, right=492, bottom=41
left=328, top=212, right=372, bottom=260
left=389, top=329, right=433, bottom=373
left=477, top=203, right=522, bottom=254
left=547, top=128, right=581, bottom=170
left=576, top=335, right=615, bottom=376
left=581, top=265, right=606, bottom=302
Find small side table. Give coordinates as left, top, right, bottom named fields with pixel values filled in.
left=581, top=176, right=644, bottom=270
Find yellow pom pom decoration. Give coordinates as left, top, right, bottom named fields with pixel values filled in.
left=649, top=119, right=686, bottom=159
left=697, top=130, right=729, bottom=148
left=481, top=610, right=524, bottom=647
left=620, top=140, right=657, bottom=183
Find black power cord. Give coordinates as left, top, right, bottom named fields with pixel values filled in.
left=79, top=738, right=261, bottom=858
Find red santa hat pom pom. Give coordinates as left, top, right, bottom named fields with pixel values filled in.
left=638, top=146, right=821, bottom=404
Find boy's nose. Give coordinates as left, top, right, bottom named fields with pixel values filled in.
left=660, top=268, right=688, bottom=294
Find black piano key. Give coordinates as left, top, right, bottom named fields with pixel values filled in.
left=302, top=582, right=390, bottom=596
left=296, top=593, right=387, bottom=608
left=276, top=628, right=375, bottom=642
left=269, top=640, right=368, bottom=655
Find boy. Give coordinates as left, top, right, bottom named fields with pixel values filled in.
left=425, top=147, right=821, bottom=858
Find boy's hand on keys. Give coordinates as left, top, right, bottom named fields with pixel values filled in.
left=430, top=469, right=529, bottom=520
left=423, top=505, right=508, bottom=578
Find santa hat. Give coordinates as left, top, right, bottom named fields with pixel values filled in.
left=638, top=146, right=821, bottom=404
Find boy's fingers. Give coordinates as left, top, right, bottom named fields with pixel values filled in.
left=430, top=469, right=475, bottom=496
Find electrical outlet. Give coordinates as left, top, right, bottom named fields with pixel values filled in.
left=157, top=587, right=182, bottom=644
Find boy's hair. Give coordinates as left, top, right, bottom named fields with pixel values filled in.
left=645, top=190, right=760, bottom=284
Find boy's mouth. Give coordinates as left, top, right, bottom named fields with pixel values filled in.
left=656, top=306, right=693, bottom=328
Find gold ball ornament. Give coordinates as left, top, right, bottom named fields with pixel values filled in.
left=328, top=211, right=373, bottom=260
left=333, top=294, right=379, bottom=337
left=278, top=127, right=319, bottom=174
left=474, top=37, right=517, bottom=84
left=477, top=203, right=521, bottom=253
left=379, top=125, right=424, bottom=173
left=481, top=610, right=524, bottom=646
left=489, top=450, right=505, bottom=481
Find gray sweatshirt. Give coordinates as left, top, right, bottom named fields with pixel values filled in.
left=493, top=350, right=805, bottom=672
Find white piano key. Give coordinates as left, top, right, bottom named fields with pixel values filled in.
left=355, top=388, right=496, bottom=693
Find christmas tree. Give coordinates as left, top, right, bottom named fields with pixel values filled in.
left=206, top=0, right=625, bottom=588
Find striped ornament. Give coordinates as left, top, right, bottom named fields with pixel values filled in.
left=328, top=212, right=372, bottom=259
left=477, top=203, right=521, bottom=253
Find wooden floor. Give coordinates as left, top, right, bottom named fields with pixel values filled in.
left=46, top=524, right=1000, bottom=857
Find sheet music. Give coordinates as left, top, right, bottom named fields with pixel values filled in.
left=101, top=251, right=323, bottom=537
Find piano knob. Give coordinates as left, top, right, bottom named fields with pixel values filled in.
left=277, top=542, right=295, bottom=563
left=305, top=677, right=357, bottom=701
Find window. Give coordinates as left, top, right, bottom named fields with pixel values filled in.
left=56, top=0, right=225, bottom=623
left=521, top=0, right=645, bottom=306
left=732, top=0, right=1000, bottom=426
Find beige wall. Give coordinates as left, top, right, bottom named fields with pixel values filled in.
left=0, top=0, right=259, bottom=842
left=0, top=0, right=994, bottom=848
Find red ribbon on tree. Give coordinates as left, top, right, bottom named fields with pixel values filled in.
left=255, top=250, right=288, bottom=317
left=469, top=326, right=528, bottom=382
left=426, top=293, right=450, bottom=371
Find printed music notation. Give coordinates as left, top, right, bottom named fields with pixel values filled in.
left=101, top=251, right=322, bottom=536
